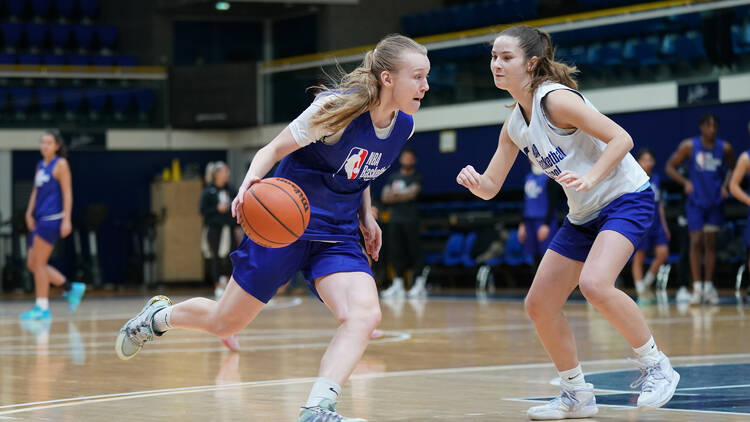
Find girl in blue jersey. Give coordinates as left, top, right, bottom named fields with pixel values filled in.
left=666, top=113, right=735, bottom=305
left=518, top=161, right=562, bottom=269
left=631, top=149, right=670, bottom=297
left=456, top=26, right=679, bottom=419
left=115, top=34, right=429, bottom=422
left=21, top=130, right=85, bottom=320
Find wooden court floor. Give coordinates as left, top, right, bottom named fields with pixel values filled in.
left=1, top=292, right=749, bottom=421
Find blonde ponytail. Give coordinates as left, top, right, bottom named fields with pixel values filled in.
left=310, top=34, right=427, bottom=134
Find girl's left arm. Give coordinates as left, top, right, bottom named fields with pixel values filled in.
left=54, top=158, right=73, bottom=238
left=544, top=90, right=633, bottom=192
left=359, top=185, right=381, bottom=261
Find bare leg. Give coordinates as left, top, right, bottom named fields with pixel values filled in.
left=169, top=277, right=265, bottom=338
left=578, top=231, right=651, bottom=348
left=524, top=249, right=583, bottom=371
left=27, top=236, right=55, bottom=299
left=703, top=231, right=717, bottom=282
left=648, top=245, right=669, bottom=276
left=47, top=265, right=66, bottom=286
left=632, top=250, right=646, bottom=281
left=315, top=271, right=381, bottom=386
left=689, top=231, right=704, bottom=283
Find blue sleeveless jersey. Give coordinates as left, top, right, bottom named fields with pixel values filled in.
left=33, top=156, right=63, bottom=219
left=523, top=172, right=549, bottom=219
left=689, top=136, right=726, bottom=207
left=275, top=111, right=413, bottom=242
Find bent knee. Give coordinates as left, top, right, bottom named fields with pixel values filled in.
left=524, top=294, right=552, bottom=322
left=578, top=276, right=607, bottom=302
left=338, top=306, right=381, bottom=331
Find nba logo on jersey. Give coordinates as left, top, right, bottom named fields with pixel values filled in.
left=338, top=147, right=369, bottom=179
left=34, top=169, right=50, bottom=187
left=695, top=151, right=721, bottom=171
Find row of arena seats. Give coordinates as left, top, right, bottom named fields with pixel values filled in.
left=0, top=86, right=154, bottom=116
left=424, top=230, right=533, bottom=268
left=0, top=0, right=100, bottom=20
left=401, top=0, right=539, bottom=37
left=0, top=22, right=117, bottom=50
left=0, top=52, right=135, bottom=65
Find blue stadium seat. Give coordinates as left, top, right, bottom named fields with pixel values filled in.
left=85, top=88, right=106, bottom=113
left=66, top=54, right=89, bottom=66
left=91, top=55, right=113, bottom=66
left=42, top=53, right=65, bottom=65
left=10, top=87, right=33, bottom=113
left=135, top=88, right=155, bottom=116
left=624, top=36, right=661, bottom=67
left=441, top=233, right=465, bottom=266
left=115, top=55, right=136, bottom=66
left=110, top=88, right=132, bottom=114
left=503, top=230, right=533, bottom=266
left=61, top=87, right=83, bottom=113
left=599, top=40, right=623, bottom=66
left=1, top=23, right=24, bottom=49
left=50, top=24, right=71, bottom=49
left=0, top=53, right=16, bottom=64
left=73, top=24, right=95, bottom=49
left=25, top=23, right=48, bottom=48
left=731, top=24, right=750, bottom=55
left=30, top=0, right=51, bottom=17
left=17, top=53, right=41, bottom=65
left=97, top=24, right=117, bottom=49
left=459, top=232, right=477, bottom=267
left=6, top=0, right=26, bottom=17
left=55, top=0, right=74, bottom=19
left=673, top=31, right=706, bottom=60
left=35, top=86, right=58, bottom=112
left=79, top=0, right=98, bottom=18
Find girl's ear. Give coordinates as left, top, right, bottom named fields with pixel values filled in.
left=380, top=70, right=393, bottom=87
left=527, top=56, right=539, bottom=72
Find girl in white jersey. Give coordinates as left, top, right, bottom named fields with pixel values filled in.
left=456, top=26, right=679, bottom=419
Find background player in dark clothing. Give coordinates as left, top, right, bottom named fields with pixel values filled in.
left=380, top=149, right=429, bottom=299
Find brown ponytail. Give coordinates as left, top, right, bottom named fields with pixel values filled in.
left=309, top=34, right=427, bottom=134
left=497, top=25, right=578, bottom=92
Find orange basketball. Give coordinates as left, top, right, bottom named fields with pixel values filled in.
left=238, top=177, right=310, bottom=248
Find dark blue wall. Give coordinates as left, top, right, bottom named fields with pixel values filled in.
left=13, top=150, right=226, bottom=285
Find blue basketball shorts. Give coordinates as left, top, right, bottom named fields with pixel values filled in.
left=229, top=236, right=373, bottom=303
left=686, top=201, right=723, bottom=232
left=636, top=215, right=669, bottom=252
left=28, top=219, right=61, bottom=248
left=548, top=189, right=655, bottom=262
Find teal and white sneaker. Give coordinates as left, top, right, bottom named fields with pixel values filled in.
left=115, top=295, right=172, bottom=361
left=19, top=305, right=51, bottom=320
left=527, top=383, right=598, bottom=420
left=64, top=282, right=86, bottom=313
left=298, top=399, right=366, bottom=422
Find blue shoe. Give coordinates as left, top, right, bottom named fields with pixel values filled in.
left=19, top=305, right=51, bottom=320
left=65, top=282, right=86, bottom=313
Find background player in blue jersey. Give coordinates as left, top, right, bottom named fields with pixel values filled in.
left=631, top=149, right=670, bottom=297
left=20, top=130, right=85, bottom=320
left=115, top=34, right=430, bottom=422
left=518, top=161, right=563, bottom=269
left=728, top=121, right=750, bottom=303
left=666, top=113, right=735, bottom=305
left=457, top=25, right=679, bottom=419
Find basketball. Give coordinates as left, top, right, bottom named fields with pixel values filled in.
left=238, top=177, right=310, bottom=248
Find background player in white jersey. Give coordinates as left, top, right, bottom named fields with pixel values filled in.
left=456, top=25, right=679, bottom=420
left=115, top=34, right=430, bottom=422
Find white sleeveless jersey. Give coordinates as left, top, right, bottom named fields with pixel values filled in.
left=506, top=82, right=649, bottom=224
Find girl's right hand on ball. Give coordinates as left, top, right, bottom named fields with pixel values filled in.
left=232, top=176, right=261, bottom=222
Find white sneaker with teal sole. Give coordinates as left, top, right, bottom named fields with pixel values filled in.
left=630, top=352, right=680, bottom=408
left=115, top=295, right=172, bottom=360
left=298, top=399, right=366, bottom=422
left=527, top=383, right=598, bottom=420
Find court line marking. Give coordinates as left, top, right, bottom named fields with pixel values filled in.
left=1, top=352, right=749, bottom=415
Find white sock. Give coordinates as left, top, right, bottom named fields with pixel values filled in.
left=152, top=307, right=173, bottom=334
left=634, top=336, right=660, bottom=360
left=643, top=272, right=655, bottom=286
left=559, top=364, right=585, bottom=387
left=391, top=277, right=404, bottom=289
left=703, top=280, right=714, bottom=290
left=35, top=298, right=49, bottom=310
left=693, top=281, right=703, bottom=292
left=305, top=377, right=340, bottom=408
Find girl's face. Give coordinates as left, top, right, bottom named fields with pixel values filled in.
left=39, top=134, right=59, bottom=159
left=388, top=51, right=430, bottom=115
left=214, top=165, right=229, bottom=187
left=638, top=153, right=655, bottom=175
left=490, top=35, right=531, bottom=91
